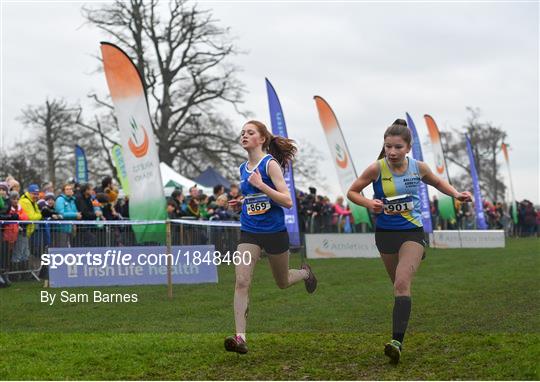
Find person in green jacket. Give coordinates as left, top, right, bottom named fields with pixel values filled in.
left=198, top=194, right=213, bottom=220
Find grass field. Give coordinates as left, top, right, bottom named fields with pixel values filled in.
left=1, top=237, right=539, bottom=380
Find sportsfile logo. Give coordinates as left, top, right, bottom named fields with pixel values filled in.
left=42, top=249, right=253, bottom=269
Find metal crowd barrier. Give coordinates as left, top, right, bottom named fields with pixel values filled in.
left=304, top=214, right=370, bottom=234
left=0, top=216, right=372, bottom=282
left=169, top=219, right=241, bottom=255
left=0, top=219, right=244, bottom=281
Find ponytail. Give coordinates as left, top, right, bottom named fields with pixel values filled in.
left=377, top=145, right=386, bottom=160
left=244, top=120, right=297, bottom=169
left=268, top=135, right=297, bottom=169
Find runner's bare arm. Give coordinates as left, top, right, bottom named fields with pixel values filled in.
left=419, top=161, right=472, bottom=202
left=347, top=162, right=384, bottom=213
left=248, top=160, right=292, bottom=209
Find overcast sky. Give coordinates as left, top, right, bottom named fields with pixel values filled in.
left=1, top=1, right=538, bottom=203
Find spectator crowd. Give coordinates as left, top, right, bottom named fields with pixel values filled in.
left=0, top=174, right=538, bottom=284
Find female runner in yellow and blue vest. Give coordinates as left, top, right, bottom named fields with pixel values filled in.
left=224, top=120, right=317, bottom=355
left=347, top=119, right=471, bottom=364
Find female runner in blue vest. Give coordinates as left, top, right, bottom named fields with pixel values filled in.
left=224, top=120, right=317, bottom=354
left=347, top=119, right=471, bottom=364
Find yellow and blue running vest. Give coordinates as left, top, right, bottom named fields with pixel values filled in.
left=372, top=157, right=423, bottom=230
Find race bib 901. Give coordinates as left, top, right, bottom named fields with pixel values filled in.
left=244, top=193, right=271, bottom=216
left=383, top=194, right=413, bottom=215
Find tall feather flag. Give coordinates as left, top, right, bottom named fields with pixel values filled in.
left=405, top=113, right=433, bottom=232
left=265, top=78, right=301, bottom=246
left=100, top=42, right=166, bottom=243
left=501, top=143, right=518, bottom=224
left=74, top=145, right=88, bottom=184
left=314, top=96, right=372, bottom=228
left=465, top=134, right=488, bottom=229
left=424, top=114, right=456, bottom=221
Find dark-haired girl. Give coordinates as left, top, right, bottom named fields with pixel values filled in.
left=224, top=120, right=317, bottom=354
left=347, top=118, right=471, bottom=364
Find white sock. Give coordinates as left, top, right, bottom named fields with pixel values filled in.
left=236, top=333, right=246, bottom=341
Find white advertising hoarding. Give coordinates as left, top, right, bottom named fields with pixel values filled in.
left=430, top=230, right=505, bottom=248
left=306, top=234, right=379, bottom=259
left=306, top=230, right=506, bottom=259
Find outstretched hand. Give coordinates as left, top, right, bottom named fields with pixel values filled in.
left=455, top=191, right=473, bottom=202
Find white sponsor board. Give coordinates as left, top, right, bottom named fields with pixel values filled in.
left=429, top=230, right=505, bottom=248
left=306, top=230, right=506, bottom=259
left=306, top=234, right=378, bottom=259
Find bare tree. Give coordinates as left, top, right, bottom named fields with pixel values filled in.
left=18, top=99, right=82, bottom=187
left=75, top=97, right=122, bottom=183
left=441, top=107, right=507, bottom=203
left=293, top=139, right=327, bottom=192
left=81, top=0, right=248, bottom=180
left=0, top=138, right=48, bottom=190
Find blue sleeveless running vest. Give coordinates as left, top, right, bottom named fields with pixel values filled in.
left=239, top=154, right=286, bottom=233
left=372, top=157, right=423, bottom=230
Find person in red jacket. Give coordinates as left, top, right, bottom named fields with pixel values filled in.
left=3, top=192, right=29, bottom=263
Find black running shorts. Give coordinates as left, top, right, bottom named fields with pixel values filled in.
left=239, top=230, right=289, bottom=255
left=375, top=227, right=427, bottom=254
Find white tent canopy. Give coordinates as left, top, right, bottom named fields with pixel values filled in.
left=160, top=162, right=212, bottom=196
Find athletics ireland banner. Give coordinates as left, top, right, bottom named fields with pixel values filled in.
left=405, top=113, right=433, bottom=233
left=111, top=144, right=131, bottom=196
left=265, top=78, right=301, bottom=246
left=501, top=143, right=518, bottom=224
left=465, top=135, right=487, bottom=229
left=314, top=96, right=371, bottom=228
left=74, top=145, right=88, bottom=184
left=101, top=42, right=166, bottom=243
left=424, top=114, right=456, bottom=221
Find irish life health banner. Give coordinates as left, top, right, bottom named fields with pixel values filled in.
left=75, top=145, right=88, bottom=184
left=314, top=96, right=371, bottom=227
left=405, top=113, right=433, bottom=232
left=501, top=143, right=518, bottom=224
left=265, top=78, right=301, bottom=246
left=101, top=42, right=166, bottom=243
left=48, top=245, right=218, bottom=287
left=465, top=135, right=488, bottom=229
left=424, top=114, right=456, bottom=221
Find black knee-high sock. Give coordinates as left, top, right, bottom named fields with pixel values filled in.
left=392, top=296, right=412, bottom=345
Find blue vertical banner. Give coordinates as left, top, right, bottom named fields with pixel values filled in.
left=465, top=134, right=488, bottom=229
left=265, top=78, right=301, bottom=246
left=406, top=113, right=433, bottom=233
left=75, top=145, right=88, bottom=184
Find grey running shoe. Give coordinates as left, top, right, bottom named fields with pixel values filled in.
left=301, top=263, right=317, bottom=293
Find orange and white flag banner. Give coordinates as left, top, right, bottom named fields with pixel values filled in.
left=101, top=42, right=166, bottom=242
